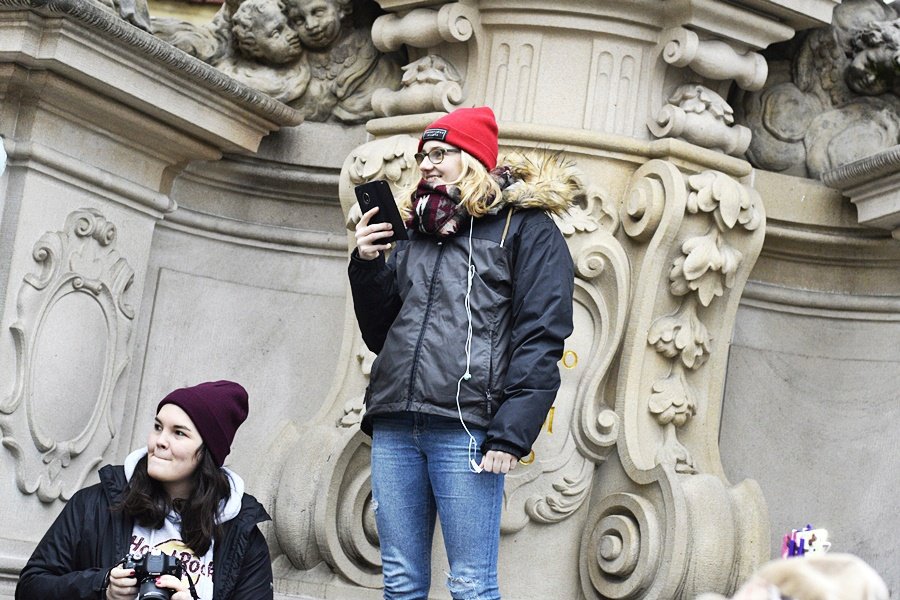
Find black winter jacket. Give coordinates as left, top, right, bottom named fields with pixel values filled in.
left=15, top=463, right=273, bottom=600
left=349, top=153, right=576, bottom=458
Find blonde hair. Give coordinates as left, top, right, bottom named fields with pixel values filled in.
left=398, top=150, right=503, bottom=220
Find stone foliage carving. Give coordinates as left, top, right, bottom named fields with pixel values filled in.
left=370, top=1, right=481, bottom=116
left=619, top=162, right=762, bottom=475
left=0, top=209, right=134, bottom=502
left=736, top=0, right=900, bottom=178
left=372, top=54, right=463, bottom=117
left=649, top=84, right=752, bottom=156
left=152, top=0, right=403, bottom=123
left=577, top=159, right=767, bottom=600
left=651, top=27, right=761, bottom=157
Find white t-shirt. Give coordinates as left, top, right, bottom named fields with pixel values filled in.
left=131, top=515, right=214, bottom=600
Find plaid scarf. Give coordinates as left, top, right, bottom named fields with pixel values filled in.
left=407, top=181, right=468, bottom=237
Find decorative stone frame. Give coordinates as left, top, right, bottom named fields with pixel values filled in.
left=0, top=208, right=134, bottom=502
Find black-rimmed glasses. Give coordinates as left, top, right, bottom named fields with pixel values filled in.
left=414, top=148, right=461, bottom=165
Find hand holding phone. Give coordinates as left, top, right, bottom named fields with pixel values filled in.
left=354, top=180, right=408, bottom=244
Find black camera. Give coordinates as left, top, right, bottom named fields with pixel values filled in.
left=123, top=549, right=184, bottom=600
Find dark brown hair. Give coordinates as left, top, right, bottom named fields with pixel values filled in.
left=116, top=446, right=231, bottom=556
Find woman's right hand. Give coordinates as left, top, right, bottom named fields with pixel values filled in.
left=355, top=206, right=396, bottom=260
left=106, top=565, right=138, bottom=600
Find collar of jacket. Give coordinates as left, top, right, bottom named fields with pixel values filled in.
left=491, top=150, right=584, bottom=215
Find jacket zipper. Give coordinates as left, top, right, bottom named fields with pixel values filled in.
left=486, top=325, right=495, bottom=417
left=406, top=242, right=446, bottom=410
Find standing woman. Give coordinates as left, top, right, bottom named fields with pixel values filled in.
left=16, top=380, right=273, bottom=600
left=349, top=106, right=575, bottom=600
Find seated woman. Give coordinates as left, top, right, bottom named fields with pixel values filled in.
left=15, top=380, right=273, bottom=600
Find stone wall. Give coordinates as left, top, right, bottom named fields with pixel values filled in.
left=5, top=0, right=899, bottom=599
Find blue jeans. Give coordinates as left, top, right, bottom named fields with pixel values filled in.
left=371, top=412, right=504, bottom=600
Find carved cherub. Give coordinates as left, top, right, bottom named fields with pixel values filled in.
left=846, top=18, right=900, bottom=96
left=736, top=0, right=900, bottom=178
left=214, top=0, right=311, bottom=104
left=151, top=0, right=402, bottom=123
left=288, top=0, right=345, bottom=50
left=282, top=0, right=402, bottom=123
left=232, top=0, right=303, bottom=64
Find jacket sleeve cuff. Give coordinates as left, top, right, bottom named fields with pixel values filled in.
left=350, top=248, right=386, bottom=267
left=481, top=441, right=525, bottom=460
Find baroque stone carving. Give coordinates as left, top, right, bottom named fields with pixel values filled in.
left=577, top=158, right=768, bottom=600
left=661, top=27, right=767, bottom=92
left=0, top=208, right=134, bottom=502
left=370, top=1, right=481, bottom=116
left=88, top=0, right=150, bottom=31
left=341, top=133, right=420, bottom=228
left=372, top=54, right=463, bottom=117
left=736, top=0, right=900, bottom=178
left=274, top=426, right=381, bottom=587
left=371, top=2, right=477, bottom=51
left=0, top=0, right=303, bottom=127
left=649, top=84, right=752, bottom=157
left=152, top=0, right=403, bottom=123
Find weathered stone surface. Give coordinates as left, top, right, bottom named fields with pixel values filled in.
left=736, top=0, right=900, bottom=179
left=153, top=0, right=404, bottom=123
left=4, top=0, right=899, bottom=599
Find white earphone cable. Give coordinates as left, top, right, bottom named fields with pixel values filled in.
left=455, top=215, right=482, bottom=473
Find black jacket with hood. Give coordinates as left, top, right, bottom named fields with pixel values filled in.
left=15, top=455, right=273, bottom=600
left=349, top=152, right=576, bottom=459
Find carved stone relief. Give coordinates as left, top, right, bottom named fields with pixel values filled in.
left=88, top=0, right=150, bottom=31
left=577, top=159, right=767, bottom=600
left=651, top=27, right=763, bottom=157
left=0, top=208, right=134, bottom=502
left=735, top=0, right=900, bottom=178
left=152, top=0, right=404, bottom=123
left=370, top=2, right=481, bottom=116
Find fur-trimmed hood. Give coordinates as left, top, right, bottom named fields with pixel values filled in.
left=492, top=150, right=584, bottom=216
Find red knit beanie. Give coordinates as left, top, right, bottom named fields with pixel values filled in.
left=419, top=106, right=499, bottom=170
left=157, top=380, right=249, bottom=467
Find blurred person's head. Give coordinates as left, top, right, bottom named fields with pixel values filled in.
left=696, top=554, right=889, bottom=600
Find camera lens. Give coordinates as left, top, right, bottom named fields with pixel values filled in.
left=363, top=193, right=371, bottom=205
left=137, top=578, right=173, bottom=600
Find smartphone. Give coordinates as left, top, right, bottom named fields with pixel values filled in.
left=354, top=179, right=408, bottom=243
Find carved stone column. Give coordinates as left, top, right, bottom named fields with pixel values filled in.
left=0, top=0, right=299, bottom=591
left=267, top=2, right=839, bottom=599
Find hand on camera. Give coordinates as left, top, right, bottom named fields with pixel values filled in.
left=355, top=207, right=395, bottom=260
left=155, top=573, right=193, bottom=599
left=105, top=565, right=138, bottom=600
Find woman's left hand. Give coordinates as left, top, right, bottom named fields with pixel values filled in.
left=479, top=450, right=518, bottom=474
left=155, top=574, right=194, bottom=600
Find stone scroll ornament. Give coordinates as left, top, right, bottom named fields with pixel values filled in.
left=650, top=27, right=762, bottom=157
left=577, top=160, right=768, bottom=600
left=0, top=209, right=134, bottom=503
left=151, top=0, right=404, bottom=123
left=734, top=0, right=900, bottom=178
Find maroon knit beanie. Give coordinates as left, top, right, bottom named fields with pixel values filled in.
left=419, top=106, right=499, bottom=170
left=157, top=380, right=249, bottom=467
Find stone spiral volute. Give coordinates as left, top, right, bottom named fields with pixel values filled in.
left=580, top=492, right=661, bottom=600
